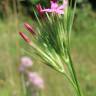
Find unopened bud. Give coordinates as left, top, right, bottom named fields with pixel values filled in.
left=36, top=4, right=44, bottom=17
left=24, top=23, right=35, bottom=35
left=19, top=32, right=30, bottom=43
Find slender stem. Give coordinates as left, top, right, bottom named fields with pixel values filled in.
left=21, top=74, right=27, bottom=96
left=61, top=72, right=77, bottom=90
left=38, top=90, right=43, bottom=96
left=67, top=50, right=82, bottom=96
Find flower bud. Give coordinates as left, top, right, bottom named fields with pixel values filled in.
left=24, top=23, right=35, bottom=35
left=19, top=32, right=30, bottom=43
left=36, top=4, right=44, bottom=17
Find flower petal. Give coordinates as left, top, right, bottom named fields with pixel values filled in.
left=42, top=9, right=53, bottom=12
left=56, top=9, right=64, bottom=14
left=58, top=5, right=65, bottom=10
left=51, top=1, right=58, bottom=9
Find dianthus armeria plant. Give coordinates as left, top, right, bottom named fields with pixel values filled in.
left=19, top=56, right=44, bottom=96
left=19, top=0, right=83, bottom=96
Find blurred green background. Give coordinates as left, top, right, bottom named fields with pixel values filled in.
left=0, top=0, right=96, bottom=96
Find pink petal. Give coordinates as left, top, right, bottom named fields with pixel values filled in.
left=51, top=1, right=58, bottom=9
left=42, top=9, right=53, bottom=12
left=55, top=9, right=64, bottom=14
left=58, top=5, right=65, bottom=10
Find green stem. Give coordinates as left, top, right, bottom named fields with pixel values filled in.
left=21, top=74, right=27, bottom=96
left=61, top=72, right=77, bottom=91
left=67, top=50, right=82, bottom=96
left=38, top=90, right=43, bottom=96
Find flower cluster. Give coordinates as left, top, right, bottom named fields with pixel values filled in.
left=36, top=0, right=68, bottom=15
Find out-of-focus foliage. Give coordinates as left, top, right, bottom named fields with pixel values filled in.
left=0, top=0, right=96, bottom=19
left=19, top=0, right=49, bottom=17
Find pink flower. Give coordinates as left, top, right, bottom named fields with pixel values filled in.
left=41, top=0, right=68, bottom=14
left=19, top=57, right=33, bottom=72
left=28, top=72, right=44, bottom=89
